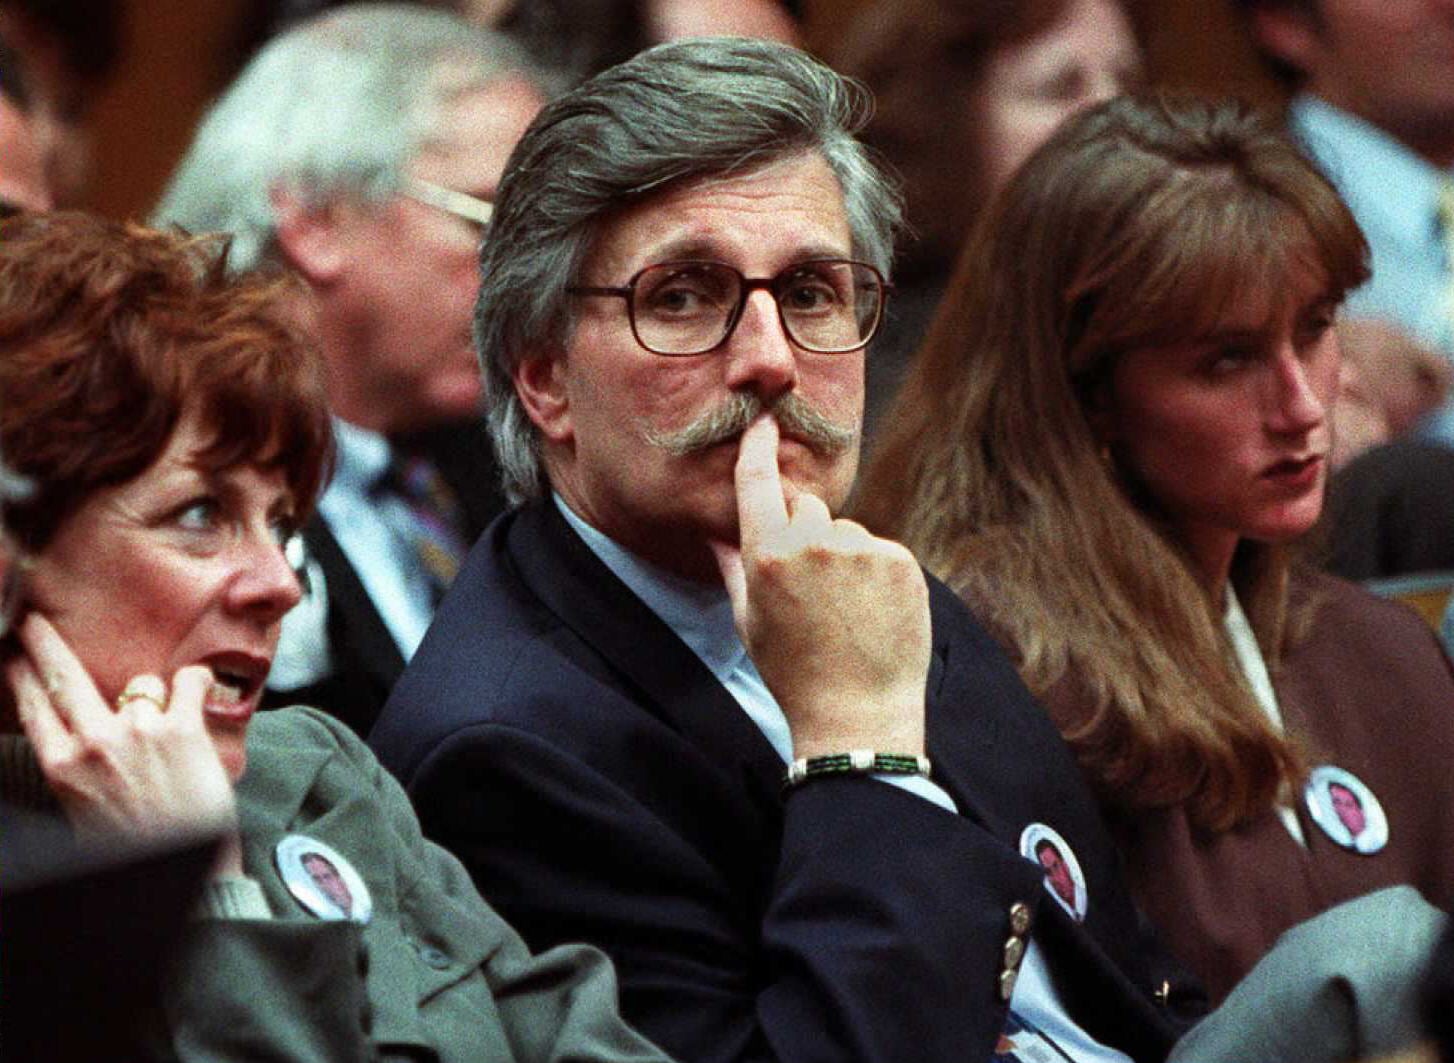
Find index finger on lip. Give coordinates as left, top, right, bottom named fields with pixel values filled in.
left=733, top=414, right=787, bottom=556
left=166, top=665, right=213, bottom=725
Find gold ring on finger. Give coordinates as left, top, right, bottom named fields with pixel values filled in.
left=116, top=674, right=167, bottom=712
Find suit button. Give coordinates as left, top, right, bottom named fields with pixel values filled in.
left=998, top=968, right=1018, bottom=1001
left=1002, top=936, right=1025, bottom=971
left=1154, top=980, right=1171, bottom=1006
left=1009, top=901, right=1032, bottom=935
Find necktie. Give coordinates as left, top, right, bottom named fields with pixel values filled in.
left=381, top=454, right=469, bottom=603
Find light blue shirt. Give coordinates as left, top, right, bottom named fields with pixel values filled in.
left=554, top=496, right=1129, bottom=1063
left=270, top=419, right=439, bottom=691
left=1290, top=94, right=1454, bottom=440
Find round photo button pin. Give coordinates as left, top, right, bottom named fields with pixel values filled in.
left=274, top=834, right=374, bottom=923
left=1304, top=765, right=1387, bottom=855
left=1019, top=822, right=1087, bottom=921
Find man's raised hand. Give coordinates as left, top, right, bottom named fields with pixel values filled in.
left=710, top=414, right=929, bottom=759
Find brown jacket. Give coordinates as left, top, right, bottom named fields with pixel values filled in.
left=1045, top=572, right=1454, bottom=1002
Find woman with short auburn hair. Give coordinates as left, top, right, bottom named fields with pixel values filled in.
left=0, top=211, right=669, bottom=1062
left=0, top=212, right=329, bottom=556
left=856, top=95, right=1454, bottom=1000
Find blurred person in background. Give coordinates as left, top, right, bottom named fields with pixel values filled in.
left=225, top=0, right=798, bottom=91
left=827, top=0, right=1142, bottom=436
left=155, top=4, right=549, bottom=736
left=1235, top=0, right=1454, bottom=444
left=0, top=210, right=671, bottom=1062
left=0, top=0, right=120, bottom=205
left=469, top=0, right=798, bottom=82
left=641, top=0, right=797, bottom=43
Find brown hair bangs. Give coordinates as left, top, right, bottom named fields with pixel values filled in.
left=1067, top=121, right=1369, bottom=387
left=855, top=96, right=1365, bottom=830
left=0, top=212, right=332, bottom=551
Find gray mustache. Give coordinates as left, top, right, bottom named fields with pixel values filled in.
left=645, top=393, right=858, bottom=457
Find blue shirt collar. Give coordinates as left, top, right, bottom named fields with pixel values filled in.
left=328, top=418, right=394, bottom=498
left=553, top=494, right=746, bottom=681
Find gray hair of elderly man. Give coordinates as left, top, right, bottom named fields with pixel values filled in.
left=476, top=36, right=903, bottom=506
left=152, top=2, right=550, bottom=274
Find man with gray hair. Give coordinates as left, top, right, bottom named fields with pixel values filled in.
left=372, top=36, right=1206, bottom=1063
left=155, top=3, right=548, bottom=735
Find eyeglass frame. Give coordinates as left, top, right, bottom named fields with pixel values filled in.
left=566, top=258, right=892, bottom=356
left=400, top=177, right=494, bottom=229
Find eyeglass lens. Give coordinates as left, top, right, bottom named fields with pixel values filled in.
left=631, top=261, right=882, bottom=355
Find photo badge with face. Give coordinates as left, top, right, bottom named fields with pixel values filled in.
left=1019, top=823, right=1087, bottom=922
left=274, top=834, right=374, bottom=923
left=1303, top=765, right=1387, bottom=855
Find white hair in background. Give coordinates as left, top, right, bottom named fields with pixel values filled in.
left=153, top=2, right=553, bottom=273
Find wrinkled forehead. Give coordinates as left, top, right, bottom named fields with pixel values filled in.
left=577, top=154, right=854, bottom=284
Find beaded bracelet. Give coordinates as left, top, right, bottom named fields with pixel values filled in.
left=783, top=749, right=932, bottom=791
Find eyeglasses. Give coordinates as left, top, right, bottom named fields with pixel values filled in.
left=567, top=259, right=889, bottom=356
left=400, top=177, right=494, bottom=229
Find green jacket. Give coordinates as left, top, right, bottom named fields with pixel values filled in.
left=5, top=708, right=672, bottom=1063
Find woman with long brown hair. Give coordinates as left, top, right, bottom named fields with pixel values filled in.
left=857, top=94, right=1454, bottom=1001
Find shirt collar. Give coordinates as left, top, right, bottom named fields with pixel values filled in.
left=328, top=418, right=394, bottom=497
left=553, top=494, right=746, bottom=680
left=1290, top=94, right=1453, bottom=247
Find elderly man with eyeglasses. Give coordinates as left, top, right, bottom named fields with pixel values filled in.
left=154, top=5, right=549, bottom=737
left=367, top=37, right=1225, bottom=1063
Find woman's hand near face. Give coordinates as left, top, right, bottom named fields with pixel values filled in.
left=7, top=614, right=241, bottom=868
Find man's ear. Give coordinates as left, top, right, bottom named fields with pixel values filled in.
left=270, top=185, right=352, bottom=285
left=513, top=353, right=573, bottom=444
left=1247, top=4, right=1323, bottom=77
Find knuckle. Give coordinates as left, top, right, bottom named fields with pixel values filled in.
left=750, top=548, right=792, bottom=582
left=69, top=739, right=118, bottom=774
left=801, top=541, right=837, bottom=566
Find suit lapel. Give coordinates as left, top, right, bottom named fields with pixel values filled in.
left=919, top=581, right=1026, bottom=840
left=304, top=520, right=406, bottom=696
left=507, top=503, right=786, bottom=811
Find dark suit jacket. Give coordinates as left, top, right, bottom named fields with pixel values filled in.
left=1325, top=440, right=1454, bottom=580
left=371, top=502, right=1203, bottom=1063
left=265, top=419, right=507, bottom=736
